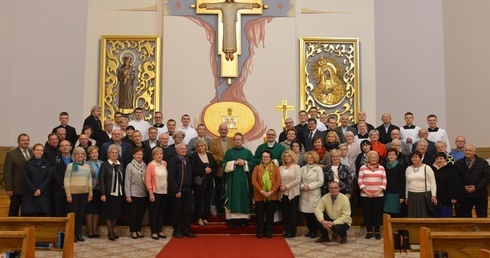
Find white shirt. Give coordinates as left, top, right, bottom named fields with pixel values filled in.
left=179, top=126, right=198, bottom=145
left=400, top=125, right=421, bottom=145
left=129, top=119, right=151, bottom=141
left=316, top=119, right=327, bottom=132
left=428, top=127, right=451, bottom=152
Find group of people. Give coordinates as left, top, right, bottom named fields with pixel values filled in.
left=3, top=105, right=490, bottom=245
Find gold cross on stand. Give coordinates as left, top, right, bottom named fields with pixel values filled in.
left=275, top=100, right=294, bottom=126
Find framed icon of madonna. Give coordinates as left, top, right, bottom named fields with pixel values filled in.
left=99, top=35, right=161, bottom=122
left=300, top=37, right=360, bottom=124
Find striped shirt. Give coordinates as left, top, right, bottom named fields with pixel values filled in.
left=358, top=164, right=387, bottom=197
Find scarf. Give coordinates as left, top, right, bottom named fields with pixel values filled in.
left=386, top=160, right=399, bottom=169
left=360, top=153, right=368, bottom=167
left=88, top=160, right=102, bottom=180
left=131, top=159, right=146, bottom=182
left=314, top=147, right=327, bottom=160
left=72, top=161, right=85, bottom=172
left=110, top=162, right=123, bottom=196
left=260, top=162, right=274, bottom=200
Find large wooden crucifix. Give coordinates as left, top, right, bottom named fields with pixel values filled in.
left=192, top=0, right=265, bottom=83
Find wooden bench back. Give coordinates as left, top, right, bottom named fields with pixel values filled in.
left=0, top=213, right=74, bottom=258
left=0, top=226, right=35, bottom=258
left=383, top=214, right=490, bottom=258
left=420, top=227, right=490, bottom=258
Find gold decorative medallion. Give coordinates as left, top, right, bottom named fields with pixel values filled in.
left=204, top=101, right=255, bottom=137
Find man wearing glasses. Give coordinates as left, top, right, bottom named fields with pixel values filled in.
left=278, top=118, right=295, bottom=143
left=314, top=181, right=351, bottom=244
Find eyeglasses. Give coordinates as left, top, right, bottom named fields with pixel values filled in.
left=329, top=187, right=339, bottom=190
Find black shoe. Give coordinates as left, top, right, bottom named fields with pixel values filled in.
left=304, top=232, right=313, bottom=237
left=340, top=236, right=348, bottom=244
left=76, top=235, right=85, bottom=242
left=137, top=233, right=144, bottom=238
left=374, top=232, right=381, bottom=240
left=365, top=232, right=373, bottom=239
left=266, top=233, right=272, bottom=239
left=284, top=233, right=292, bottom=238
left=184, top=232, right=197, bottom=238
left=240, top=223, right=247, bottom=227
left=87, top=234, right=97, bottom=239
left=151, top=234, right=160, bottom=240
left=73, top=236, right=78, bottom=243
left=94, top=234, right=100, bottom=238
left=228, top=223, right=235, bottom=228
left=309, top=233, right=317, bottom=239
left=172, top=233, right=183, bottom=239
left=108, top=234, right=116, bottom=241
left=257, top=233, right=263, bottom=239
left=157, top=233, right=167, bottom=239
left=114, top=234, right=119, bottom=239
left=315, top=236, right=330, bottom=243
left=332, top=233, right=340, bottom=241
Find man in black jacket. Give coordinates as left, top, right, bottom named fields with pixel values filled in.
left=167, top=143, right=195, bottom=238
left=455, top=144, right=490, bottom=217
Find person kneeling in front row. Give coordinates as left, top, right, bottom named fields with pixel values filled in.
left=314, top=181, right=351, bottom=244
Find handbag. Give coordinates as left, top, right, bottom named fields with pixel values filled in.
left=393, top=229, right=409, bottom=253
left=424, top=166, right=441, bottom=212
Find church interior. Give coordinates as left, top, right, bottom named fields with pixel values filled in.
left=1, top=0, right=490, bottom=257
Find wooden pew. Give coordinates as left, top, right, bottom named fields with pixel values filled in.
left=0, top=226, right=35, bottom=258
left=420, top=227, right=490, bottom=258
left=0, top=213, right=74, bottom=258
left=480, top=249, right=490, bottom=258
left=383, top=214, right=490, bottom=258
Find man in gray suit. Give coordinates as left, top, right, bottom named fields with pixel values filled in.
left=3, top=133, right=33, bottom=216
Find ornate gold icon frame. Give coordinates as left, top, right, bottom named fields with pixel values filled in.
left=99, top=35, right=161, bottom=122
left=300, top=37, right=360, bottom=123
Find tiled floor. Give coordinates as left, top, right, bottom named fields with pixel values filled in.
left=34, top=226, right=420, bottom=258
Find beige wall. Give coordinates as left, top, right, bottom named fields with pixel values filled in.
left=374, top=0, right=447, bottom=132
left=1, top=0, right=488, bottom=150
left=443, top=0, right=490, bottom=147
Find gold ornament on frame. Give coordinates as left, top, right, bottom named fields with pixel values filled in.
left=300, top=37, right=359, bottom=123
left=99, top=35, right=161, bottom=122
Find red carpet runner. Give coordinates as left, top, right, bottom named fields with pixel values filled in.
left=156, top=235, right=295, bottom=258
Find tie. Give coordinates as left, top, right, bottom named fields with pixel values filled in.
left=23, top=150, right=30, bottom=160
left=309, top=132, right=313, bottom=141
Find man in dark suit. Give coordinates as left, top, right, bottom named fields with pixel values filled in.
left=3, top=134, right=33, bottom=216
left=412, top=129, right=437, bottom=157
left=334, top=114, right=357, bottom=143
left=52, top=112, right=77, bottom=147
left=455, top=144, right=490, bottom=218
left=143, top=127, right=160, bottom=149
left=167, top=143, right=195, bottom=238
left=352, top=111, right=375, bottom=132
left=100, top=129, right=132, bottom=167
left=376, top=113, right=400, bottom=144
left=83, top=105, right=103, bottom=139
left=43, top=133, right=59, bottom=166
left=303, top=118, right=325, bottom=151
left=51, top=140, right=72, bottom=217
left=294, top=110, right=309, bottom=145
left=96, top=119, right=114, bottom=148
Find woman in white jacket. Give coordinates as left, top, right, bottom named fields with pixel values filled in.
left=279, top=150, right=302, bottom=238
left=299, top=151, right=324, bottom=239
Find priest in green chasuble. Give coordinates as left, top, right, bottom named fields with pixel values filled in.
left=222, top=132, right=256, bottom=227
